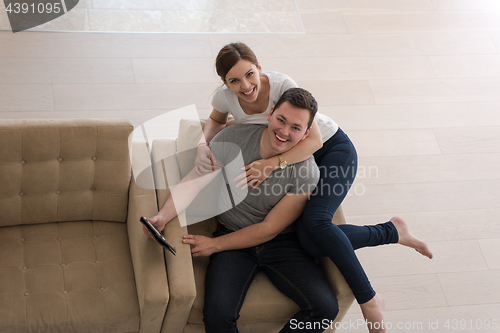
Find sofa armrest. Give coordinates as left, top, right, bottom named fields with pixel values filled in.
left=161, top=213, right=197, bottom=333
left=151, top=139, right=197, bottom=333
left=127, top=141, right=170, bottom=333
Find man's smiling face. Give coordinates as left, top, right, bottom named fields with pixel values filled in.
left=266, top=101, right=311, bottom=155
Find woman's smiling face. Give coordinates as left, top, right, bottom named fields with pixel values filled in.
left=224, top=59, right=262, bottom=103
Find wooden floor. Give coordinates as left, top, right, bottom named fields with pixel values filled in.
left=1, top=1, right=500, bottom=332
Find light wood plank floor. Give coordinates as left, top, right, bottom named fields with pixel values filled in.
left=1, top=1, right=499, bottom=332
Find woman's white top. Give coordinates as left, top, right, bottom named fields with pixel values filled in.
left=211, top=71, right=338, bottom=143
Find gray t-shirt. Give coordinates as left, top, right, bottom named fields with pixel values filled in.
left=210, top=124, right=319, bottom=233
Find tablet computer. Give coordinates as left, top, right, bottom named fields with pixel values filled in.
left=140, top=217, right=176, bottom=255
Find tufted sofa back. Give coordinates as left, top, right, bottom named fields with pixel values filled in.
left=0, top=119, right=133, bottom=227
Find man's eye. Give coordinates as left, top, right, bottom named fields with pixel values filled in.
left=293, top=127, right=300, bottom=131
left=278, top=118, right=284, bottom=123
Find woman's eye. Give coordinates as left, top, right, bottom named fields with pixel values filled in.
left=293, top=127, right=300, bottom=131
left=247, top=72, right=253, bottom=77
left=278, top=118, right=284, bottom=123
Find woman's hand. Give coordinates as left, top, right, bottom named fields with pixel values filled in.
left=234, top=157, right=277, bottom=189
left=195, top=144, right=222, bottom=176
left=182, top=234, right=218, bottom=257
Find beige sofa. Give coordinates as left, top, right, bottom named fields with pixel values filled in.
left=0, top=119, right=169, bottom=333
left=152, top=119, right=355, bottom=333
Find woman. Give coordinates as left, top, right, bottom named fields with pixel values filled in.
left=196, top=42, right=432, bottom=332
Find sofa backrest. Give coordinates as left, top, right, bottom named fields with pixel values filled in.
left=0, top=119, right=133, bottom=227
left=175, top=119, right=222, bottom=228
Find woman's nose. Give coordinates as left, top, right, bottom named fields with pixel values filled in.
left=241, top=79, right=251, bottom=89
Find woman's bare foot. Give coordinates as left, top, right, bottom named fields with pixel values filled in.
left=391, top=216, right=433, bottom=259
left=360, top=293, right=386, bottom=333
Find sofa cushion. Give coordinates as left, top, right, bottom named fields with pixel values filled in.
left=0, top=220, right=140, bottom=333
left=175, top=119, right=205, bottom=179
left=0, top=119, right=133, bottom=227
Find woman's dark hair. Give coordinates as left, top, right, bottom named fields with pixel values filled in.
left=273, top=88, right=318, bottom=129
left=215, top=43, right=259, bottom=82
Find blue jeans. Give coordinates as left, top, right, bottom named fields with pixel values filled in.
left=204, top=227, right=339, bottom=333
left=296, top=128, right=399, bottom=304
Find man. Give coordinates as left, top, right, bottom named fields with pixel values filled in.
left=145, top=88, right=339, bottom=332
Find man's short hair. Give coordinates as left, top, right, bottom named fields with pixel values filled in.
left=273, top=88, right=318, bottom=129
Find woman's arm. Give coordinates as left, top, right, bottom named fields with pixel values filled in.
left=235, top=119, right=323, bottom=189
left=198, top=109, right=228, bottom=145
left=195, top=109, right=228, bottom=175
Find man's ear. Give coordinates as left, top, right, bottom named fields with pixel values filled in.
left=301, top=127, right=311, bottom=141
left=267, top=106, right=274, bottom=122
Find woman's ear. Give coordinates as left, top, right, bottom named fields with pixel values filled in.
left=222, top=77, right=228, bottom=88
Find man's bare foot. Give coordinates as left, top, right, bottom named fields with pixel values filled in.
left=360, top=293, right=386, bottom=333
left=391, top=216, right=433, bottom=259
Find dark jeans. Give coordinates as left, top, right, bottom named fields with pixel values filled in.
left=296, top=128, right=399, bottom=304
left=204, top=227, right=339, bottom=333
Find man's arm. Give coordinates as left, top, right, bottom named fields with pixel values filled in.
left=144, top=167, right=220, bottom=239
left=183, top=191, right=312, bottom=257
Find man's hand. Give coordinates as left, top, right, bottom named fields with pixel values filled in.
left=182, top=234, right=219, bottom=257
left=142, top=214, right=168, bottom=240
